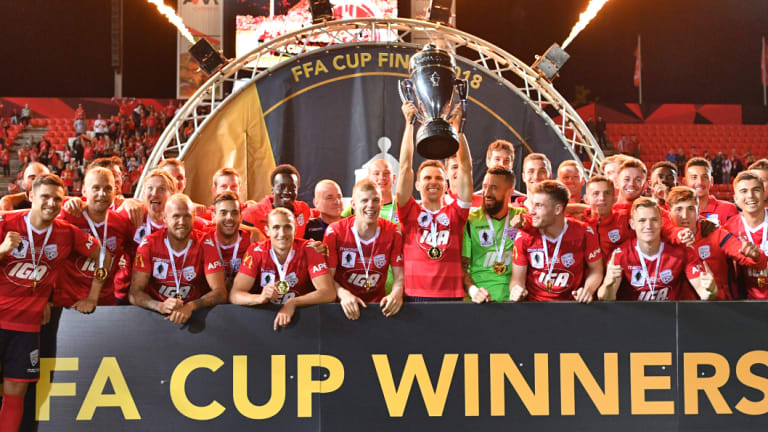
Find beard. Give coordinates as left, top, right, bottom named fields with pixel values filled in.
left=483, top=198, right=504, bottom=216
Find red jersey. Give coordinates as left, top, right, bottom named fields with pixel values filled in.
left=237, top=238, right=330, bottom=305
left=201, top=229, right=251, bottom=284
left=133, top=229, right=222, bottom=303
left=0, top=211, right=99, bottom=332
left=723, top=214, right=768, bottom=299
left=324, top=216, right=404, bottom=302
left=613, top=239, right=702, bottom=301
left=242, top=196, right=311, bottom=239
left=701, top=196, right=739, bottom=227
left=113, top=213, right=166, bottom=302
left=397, top=196, right=470, bottom=298
left=512, top=219, right=602, bottom=301
left=583, top=208, right=633, bottom=259
left=55, top=210, right=134, bottom=307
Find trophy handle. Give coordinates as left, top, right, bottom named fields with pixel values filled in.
left=398, top=79, right=423, bottom=124
left=455, top=79, right=469, bottom=134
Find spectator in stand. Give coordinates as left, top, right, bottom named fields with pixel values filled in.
left=83, top=138, right=94, bottom=167
left=730, top=148, right=744, bottom=177
left=93, top=114, right=108, bottom=137
left=595, top=116, right=607, bottom=148
left=665, top=148, right=676, bottom=164
left=0, top=146, right=9, bottom=176
left=74, top=115, right=87, bottom=136
left=133, top=99, right=146, bottom=125
left=675, top=147, right=687, bottom=174
left=71, top=135, right=85, bottom=164
left=745, top=151, right=757, bottom=168
left=74, top=103, right=86, bottom=120
left=628, top=134, right=640, bottom=158
left=721, top=152, right=733, bottom=185
left=112, top=97, right=138, bottom=119
left=711, top=152, right=724, bottom=184
left=53, top=159, right=65, bottom=176
left=20, top=104, right=31, bottom=126
left=691, top=145, right=699, bottom=158
left=617, top=135, right=630, bottom=155
left=47, top=148, right=58, bottom=170
left=146, top=107, right=159, bottom=137
left=61, top=162, right=76, bottom=194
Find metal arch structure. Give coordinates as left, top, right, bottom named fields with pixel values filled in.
left=138, top=17, right=603, bottom=196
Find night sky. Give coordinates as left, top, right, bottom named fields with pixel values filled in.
left=1, top=0, right=767, bottom=106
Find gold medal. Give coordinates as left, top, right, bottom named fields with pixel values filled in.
left=94, top=267, right=108, bottom=281
left=175, top=290, right=184, bottom=300
left=32, top=280, right=37, bottom=291
left=493, top=262, right=507, bottom=275
left=276, top=280, right=290, bottom=295
left=759, top=276, right=766, bottom=289
left=546, top=279, right=554, bottom=292
left=364, top=277, right=372, bottom=290
left=428, top=246, right=442, bottom=260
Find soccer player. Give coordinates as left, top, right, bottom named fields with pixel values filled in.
left=341, top=159, right=400, bottom=222
left=158, top=158, right=187, bottom=193
left=724, top=171, right=768, bottom=299
left=0, top=174, right=101, bottom=431
left=667, top=185, right=766, bottom=300
left=0, top=162, right=50, bottom=211
left=557, top=160, right=585, bottom=204
left=614, top=158, right=647, bottom=209
left=747, top=159, right=768, bottom=205
left=600, top=154, right=630, bottom=186
left=462, top=167, right=526, bottom=303
left=598, top=197, right=717, bottom=302
left=444, top=153, right=461, bottom=205
left=196, top=168, right=249, bottom=220
left=305, top=179, right=343, bottom=241
left=518, top=153, right=552, bottom=208
left=582, top=175, right=633, bottom=259
left=684, top=157, right=739, bottom=226
left=203, top=191, right=251, bottom=290
left=509, top=180, right=603, bottom=302
left=242, top=164, right=312, bottom=239
left=231, top=208, right=336, bottom=329
left=130, top=194, right=227, bottom=323
left=648, top=161, right=678, bottom=208
left=396, top=101, right=472, bottom=301
left=325, top=179, right=404, bottom=319
left=470, top=139, right=523, bottom=207
left=56, top=167, right=134, bottom=307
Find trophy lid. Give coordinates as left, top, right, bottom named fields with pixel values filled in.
left=409, top=44, right=456, bottom=72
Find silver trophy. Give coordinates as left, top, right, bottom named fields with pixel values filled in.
left=399, top=44, right=469, bottom=160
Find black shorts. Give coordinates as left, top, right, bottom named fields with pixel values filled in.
left=0, top=329, right=40, bottom=382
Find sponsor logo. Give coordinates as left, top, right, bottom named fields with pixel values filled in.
left=243, top=254, right=254, bottom=269
left=588, top=249, right=600, bottom=260
left=631, top=268, right=645, bottom=287
left=373, top=253, right=386, bottom=268
left=659, top=269, right=673, bottom=284
left=419, top=229, right=450, bottom=247
left=536, top=270, right=573, bottom=292
left=698, top=245, right=711, bottom=259
left=204, top=238, right=214, bottom=247
left=561, top=253, right=575, bottom=268
left=341, top=251, right=356, bottom=268
left=207, top=261, right=221, bottom=271
left=608, top=229, right=621, bottom=243
left=312, top=263, right=328, bottom=273
left=530, top=251, right=544, bottom=269
left=134, top=253, right=145, bottom=268
left=153, top=260, right=169, bottom=279
left=417, top=211, right=432, bottom=228
left=395, top=255, right=403, bottom=263
left=182, top=266, right=196, bottom=282
left=296, top=214, right=305, bottom=226
left=436, top=213, right=449, bottom=226
left=134, top=226, right=148, bottom=244
left=11, top=238, right=28, bottom=259
left=478, top=229, right=494, bottom=247
left=43, top=244, right=58, bottom=260
left=5, top=262, right=48, bottom=286
left=261, top=271, right=276, bottom=286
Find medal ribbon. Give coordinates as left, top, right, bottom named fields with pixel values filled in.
left=485, top=211, right=511, bottom=263
left=352, top=224, right=379, bottom=284
left=25, top=214, right=52, bottom=286
left=163, top=238, right=191, bottom=298
left=542, top=221, right=568, bottom=285
left=741, top=209, right=768, bottom=252
left=270, top=248, right=296, bottom=283
left=635, top=242, right=664, bottom=298
left=215, top=233, right=241, bottom=279
left=83, top=210, right=108, bottom=271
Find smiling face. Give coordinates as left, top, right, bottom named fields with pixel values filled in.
left=164, top=199, right=193, bottom=242
left=734, top=178, right=765, bottom=215
left=617, top=167, right=646, bottom=202
left=530, top=192, right=560, bottom=229
left=213, top=174, right=241, bottom=198
left=523, top=159, right=550, bottom=192
left=684, top=165, right=711, bottom=199
left=557, top=165, right=583, bottom=201
left=416, top=166, right=446, bottom=203
left=630, top=205, right=662, bottom=244
left=266, top=211, right=296, bottom=251
left=584, top=180, right=615, bottom=216
left=368, top=159, right=394, bottom=195
left=352, top=187, right=382, bottom=224
left=314, top=182, right=343, bottom=220
left=272, top=173, right=298, bottom=209
left=142, top=176, right=173, bottom=219
left=84, top=170, right=115, bottom=213
left=30, top=184, right=64, bottom=223
left=162, top=164, right=187, bottom=193
left=481, top=173, right=513, bottom=216
left=487, top=150, right=513, bottom=171
left=213, top=199, right=242, bottom=239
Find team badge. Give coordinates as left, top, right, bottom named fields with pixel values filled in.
left=631, top=268, right=645, bottom=287
left=608, top=229, right=621, bottom=243
left=478, top=229, right=494, bottom=247
left=153, top=261, right=169, bottom=279
left=105, top=236, right=117, bottom=252
left=373, top=253, right=386, bottom=269
left=231, top=258, right=242, bottom=273
left=341, top=251, right=356, bottom=268
left=561, top=253, right=575, bottom=268
left=392, top=212, right=400, bottom=223
left=43, top=245, right=58, bottom=260
left=261, top=271, right=276, bottom=287
left=436, top=213, right=449, bottom=226
left=11, top=238, right=29, bottom=259
left=417, top=211, right=432, bottom=228
left=286, top=272, right=299, bottom=286
left=530, top=251, right=544, bottom=269
left=296, top=214, right=305, bottom=226
left=698, top=245, right=711, bottom=259
left=29, top=349, right=39, bottom=367
left=182, top=266, right=196, bottom=282
left=659, top=269, right=674, bottom=284
left=504, top=227, right=517, bottom=241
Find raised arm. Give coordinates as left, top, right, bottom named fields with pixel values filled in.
left=455, top=133, right=473, bottom=203
left=396, top=101, right=418, bottom=206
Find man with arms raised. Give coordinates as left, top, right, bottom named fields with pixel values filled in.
left=242, top=164, right=312, bottom=239
left=0, top=162, right=50, bottom=211
left=667, top=185, right=765, bottom=300
left=325, top=179, right=404, bottom=319
left=305, top=179, right=343, bottom=241
left=202, top=191, right=251, bottom=290
left=509, top=180, right=603, bottom=303
left=231, top=208, right=335, bottom=329
left=396, top=101, right=472, bottom=301
left=462, top=167, right=526, bottom=303
left=0, top=174, right=101, bottom=431
left=130, top=194, right=226, bottom=323
left=684, top=157, right=738, bottom=226
left=599, top=197, right=717, bottom=302
left=724, top=171, right=768, bottom=299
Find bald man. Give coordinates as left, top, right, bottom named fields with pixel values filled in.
left=0, top=162, right=50, bottom=211
left=305, top=180, right=343, bottom=241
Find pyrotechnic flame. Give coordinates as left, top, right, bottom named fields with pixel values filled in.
left=147, top=0, right=195, bottom=44
left=561, top=0, right=611, bottom=49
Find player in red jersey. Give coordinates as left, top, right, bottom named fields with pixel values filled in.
left=748, top=159, right=768, bottom=206
left=242, top=164, right=312, bottom=239
left=600, top=154, right=630, bottom=189
left=723, top=171, right=768, bottom=299
left=231, top=208, right=335, bottom=329
left=599, top=197, right=717, bottom=302
left=557, top=160, right=585, bottom=204
left=325, top=179, right=404, bottom=319
left=614, top=158, right=647, bottom=210
left=648, top=161, right=678, bottom=209
left=667, top=185, right=766, bottom=300
left=582, top=175, right=633, bottom=259
left=684, top=157, right=739, bottom=226
left=195, top=168, right=252, bottom=219
left=130, top=194, right=226, bottom=323
left=56, top=167, right=134, bottom=307
left=509, top=180, right=603, bottom=302
left=0, top=174, right=101, bottom=432
left=513, top=152, right=552, bottom=209
left=395, top=101, right=472, bottom=301
left=202, top=191, right=251, bottom=290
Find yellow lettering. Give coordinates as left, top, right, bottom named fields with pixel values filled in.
left=170, top=354, right=225, bottom=420
left=735, top=350, right=768, bottom=415
left=378, top=52, right=390, bottom=68
left=464, top=354, right=479, bottom=416
left=301, top=62, right=314, bottom=79
left=630, top=352, right=674, bottom=415
left=76, top=357, right=140, bottom=420
left=297, top=354, right=344, bottom=417
left=233, top=355, right=286, bottom=419
left=314, top=60, right=328, bottom=75
left=395, top=54, right=409, bottom=70
left=36, top=357, right=78, bottom=421
left=684, top=352, right=732, bottom=414
left=291, top=65, right=303, bottom=82
left=360, top=52, right=372, bottom=68
left=560, top=353, right=619, bottom=415
left=333, top=55, right=346, bottom=71
left=345, top=54, right=359, bottom=69
left=372, top=354, right=457, bottom=417
left=490, top=353, right=549, bottom=416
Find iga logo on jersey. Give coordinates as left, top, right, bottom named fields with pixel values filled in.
left=608, top=229, right=621, bottom=243
left=698, top=245, right=710, bottom=259
left=5, top=262, right=49, bottom=286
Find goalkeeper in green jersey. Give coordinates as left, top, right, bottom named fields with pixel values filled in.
left=462, top=167, right=526, bottom=302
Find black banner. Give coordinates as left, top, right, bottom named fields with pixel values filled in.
left=12, top=302, right=768, bottom=431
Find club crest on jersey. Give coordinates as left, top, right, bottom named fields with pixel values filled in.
left=153, top=260, right=169, bottom=279
left=183, top=266, right=196, bottom=282
left=631, top=268, right=645, bottom=287
left=11, top=238, right=29, bottom=259
left=659, top=269, right=673, bottom=284
left=530, top=251, right=544, bottom=269
left=561, top=253, right=575, bottom=268
left=43, top=245, right=58, bottom=260
left=341, top=251, right=356, bottom=268
left=261, top=271, right=276, bottom=286
left=505, top=227, right=518, bottom=241
left=478, top=229, right=494, bottom=247
left=231, top=258, right=242, bottom=273
left=417, top=211, right=432, bottom=228
left=698, top=245, right=711, bottom=259
left=105, top=236, right=117, bottom=252
left=436, top=213, right=449, bottom=226
left=296, top=214, right=305, bottom=226
left=286, top=272, right=299, bottom=287
left=373, top=253, right=386, bottom=268
left=608, top=229, right=621, bottom=243
left=30, top=349, right=39, bottom=367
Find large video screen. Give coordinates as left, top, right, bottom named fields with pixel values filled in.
left=236, top=0, right=398, bottom=67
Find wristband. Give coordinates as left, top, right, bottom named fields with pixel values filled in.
left=468, top=285, right=479, bottom=298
